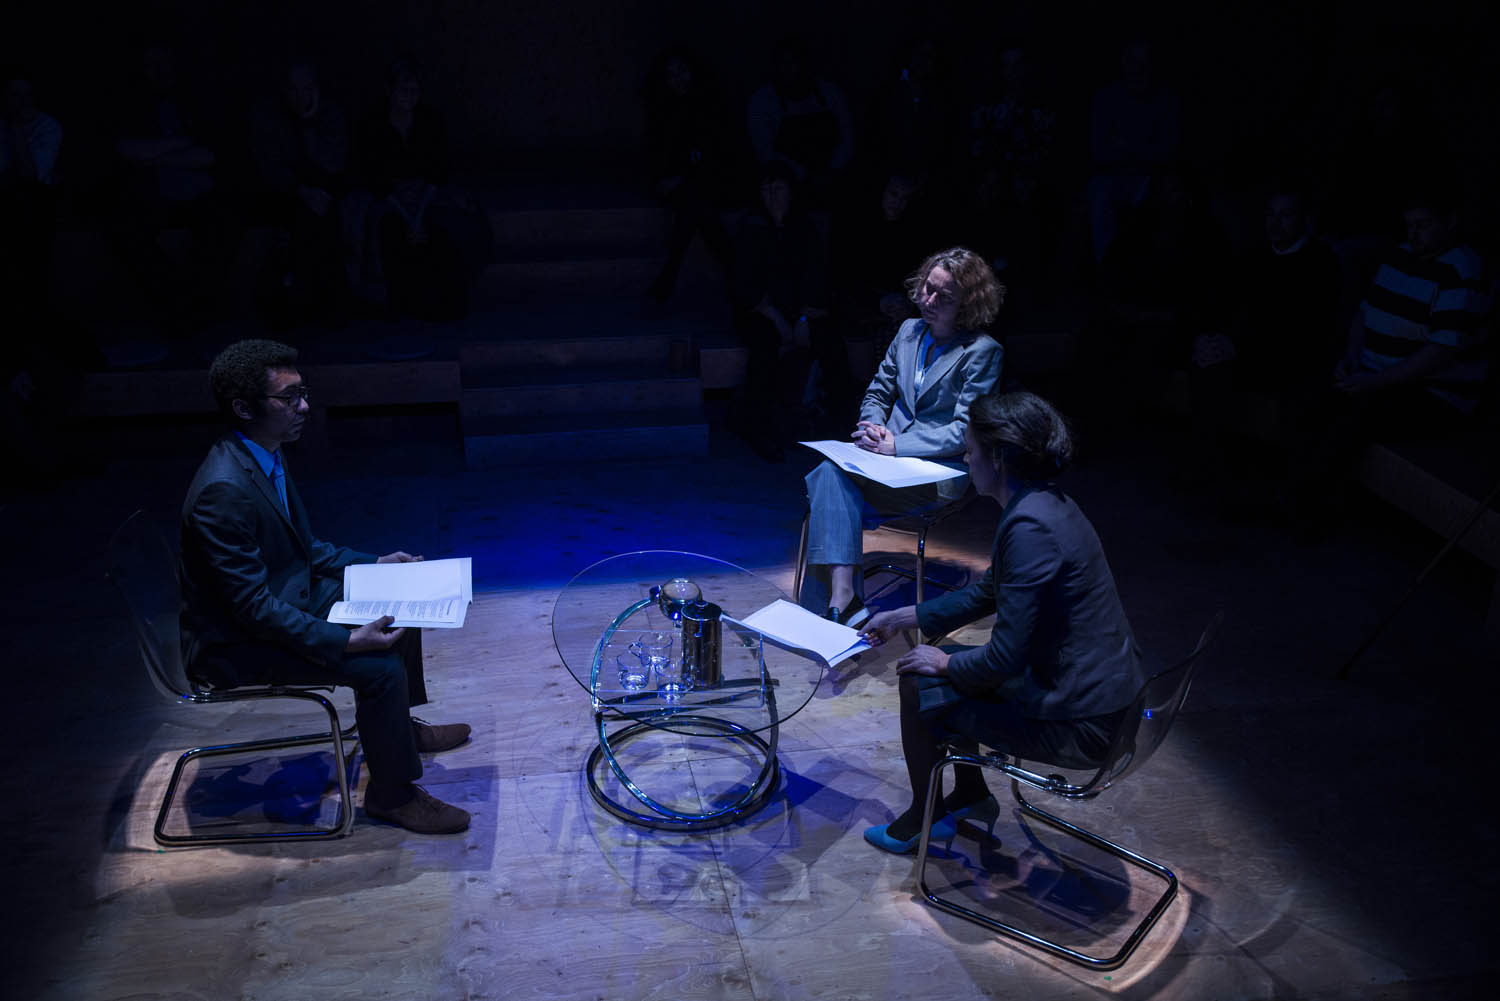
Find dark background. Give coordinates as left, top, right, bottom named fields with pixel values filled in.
left=7, top=0, right=1496, bottom=209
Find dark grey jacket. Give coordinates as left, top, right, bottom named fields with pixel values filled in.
left=179, top=435, right=373, bottom=672
left=916, top=486, right=1145, bottom=720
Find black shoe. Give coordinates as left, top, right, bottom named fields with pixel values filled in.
left=825, top=596, right=869, bottom=628
left=412, top=718, right=471, bottom=753
left=365, top=784, right=470, bottom=834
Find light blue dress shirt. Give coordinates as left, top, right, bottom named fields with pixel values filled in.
left=235, top=432, right=289, bottom=514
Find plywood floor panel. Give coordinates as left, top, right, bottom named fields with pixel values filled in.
left=9, top=428, right=1498, bottom=1000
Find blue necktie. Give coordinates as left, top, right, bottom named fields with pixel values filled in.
left=270, top=452, right=289, bottom=514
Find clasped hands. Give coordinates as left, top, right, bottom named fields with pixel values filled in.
left=852, top=420, right=896, bottom=455
left=861, top=606, right=950, bottom=676
left=1332, top=356, right=1390, bottom=395
left=347, top=551, right=423, bottom=653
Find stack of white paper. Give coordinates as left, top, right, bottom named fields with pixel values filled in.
left=327, top=557, right=473, bottom=629
left=798, top=440, right=966, bottom=489
left=738, top=599, right=869, bottom=668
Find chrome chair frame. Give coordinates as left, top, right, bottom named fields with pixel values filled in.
left=914, top=612, right=1224, bottom=970
left=108, top=511, right=358, bottom=847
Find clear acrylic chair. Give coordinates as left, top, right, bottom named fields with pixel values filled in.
left=107, top=511, right=358, bottom=846
left=914, top=612, right=1224, bottom=970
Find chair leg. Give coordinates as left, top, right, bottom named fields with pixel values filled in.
left=793, top=512, right=810, bottom=605
left=863, top=524, right=949, bottom=642
left=915, top=526, right=929, bottom=605
left=915, top=751, right=1178, bottom=971
left=154, top=689, right=356, bottom=847
left=861, top=563, right=953, bottom=593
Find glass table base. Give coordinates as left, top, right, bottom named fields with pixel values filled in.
left=585, top=713, right=781, bottom=831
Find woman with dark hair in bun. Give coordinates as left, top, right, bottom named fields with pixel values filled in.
left=859, top=391, right=1146, bottom=853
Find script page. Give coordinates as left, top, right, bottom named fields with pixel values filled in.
left=329, top=557, right=473, bottom=628
left=342, top=557, right=472, bottom=602
left=738, top=599, right=870, bottom=667
left=798, top=440, right=965, bottom=489
left=327, top=597, right=468, bottom=629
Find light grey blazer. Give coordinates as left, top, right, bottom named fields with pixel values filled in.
left=860, top=317, right=1004, bottom=461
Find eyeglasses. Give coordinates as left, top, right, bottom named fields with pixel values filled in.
left=262, top=386, right=311, bottom=404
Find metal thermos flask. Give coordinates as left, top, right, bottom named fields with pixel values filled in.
left=679, top=600, right=723, bottom=688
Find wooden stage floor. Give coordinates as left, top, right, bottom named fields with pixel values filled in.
left=2, top=426, right=1495, bottom=1000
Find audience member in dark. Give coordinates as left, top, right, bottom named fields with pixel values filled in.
left=2, top=72, right=62, bottom=330
left=2, top=78, right=62, bottom=475
left=1, top=73, right=62, bottom=190
left=1092, top=170, right=1230, bottom=414
left=1321, top=79, right=1425, bottom=243
left=1186, top=184, right=1340, bottom=492
left=1087, top=39, right=1180, bottom=264
left=1284, top=187, right=1491, bottom=532
left=250, top=61, right=352, bottom=328
left=731, top=162, right=848, bottom=459
left=3, top=73, right=92, bottom=480
left=355, top=59, right=487, bottom=322
left=642, top=47, right=735, bottom=304
left=746, top=37, right=854, bottom=207
left=1332, top=188, right=1490, bottom=424
left=965, top=42, right=1059, bottom=297
left=831, top=171, right=930, bottom=364
left=1209, top=187, right=1342, bottom=394
left=868, top=38, right=959, bottom=183
left=111, top=43, right=237, bottom=332
left=802, top=247, right=1004, bottom=625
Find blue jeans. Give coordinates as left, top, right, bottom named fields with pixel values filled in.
left=802, top=460, right=964, bottom=609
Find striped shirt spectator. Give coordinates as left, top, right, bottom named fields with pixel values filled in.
left=1357, top=243, right=1491, bottom=413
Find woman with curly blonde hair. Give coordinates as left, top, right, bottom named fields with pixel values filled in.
left=802, top=246, right=1005, bottom=625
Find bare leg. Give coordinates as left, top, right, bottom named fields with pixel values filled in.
left=829, top=564, right=856, bottom=612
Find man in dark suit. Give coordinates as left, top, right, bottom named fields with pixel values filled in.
left=180, top=339, right=471, bottom=834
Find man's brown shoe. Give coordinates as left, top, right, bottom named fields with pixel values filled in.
left=365, top=785, right=470, bottom=834
left=412, top=718, right=471, bottom=753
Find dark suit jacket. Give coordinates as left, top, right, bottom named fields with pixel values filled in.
left=916, top=486, right=1145, bottom=720
left=179, top=434, right=374, bottom=673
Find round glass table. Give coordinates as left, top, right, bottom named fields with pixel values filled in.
left=553, top=551, right=826, bottom=830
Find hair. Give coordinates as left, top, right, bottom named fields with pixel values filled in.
left=905, top=246, right=1006, bottom=330
left=209, top=339, right=298, bottom=424
left=388, top=56, right=423, bottom=88
left=645, top=45, right=705, bottom=99
left=967, top=391, right=1074, bottom=483
left=758, top=158, right=799, bottom=187
left=1264, top=172, right=1313, bottom=208
left=278, top=56, right=317, bottom=82
left=770, top=34, right=810, bottom=67
left=1401, top=178, right=1461, bottom=220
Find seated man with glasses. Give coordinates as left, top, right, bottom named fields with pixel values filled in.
left=178, top=338, right=473, bottom=834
